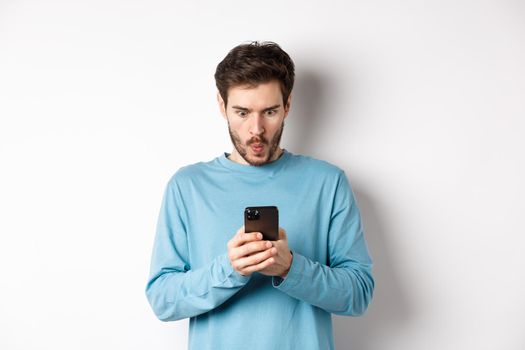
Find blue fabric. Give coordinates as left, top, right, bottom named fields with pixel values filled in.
left=146, top=149, right=374, bottom=350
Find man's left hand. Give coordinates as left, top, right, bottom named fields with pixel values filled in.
left=258, top=227, right=293, bottom=278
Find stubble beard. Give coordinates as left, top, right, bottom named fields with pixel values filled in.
left=227, top=121, right=285, bottom=166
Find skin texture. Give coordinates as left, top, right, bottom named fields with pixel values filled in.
left=218, top=80, right=293, bottom=277
left=227, top=226, right=292, bottom=277
left=217, top=80, right=291, bottom=166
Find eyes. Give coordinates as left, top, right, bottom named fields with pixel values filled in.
left=235, top=109, right=278, bottom=118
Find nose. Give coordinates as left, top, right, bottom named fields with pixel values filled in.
left=249, top=115, right=265, bottom=136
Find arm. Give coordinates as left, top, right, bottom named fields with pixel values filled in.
left=273, top=171, right=374, bottom=316
left=145, top=179, right=250, bottom=322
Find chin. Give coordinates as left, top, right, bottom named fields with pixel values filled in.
left=246, top=152, right=270, bottom=166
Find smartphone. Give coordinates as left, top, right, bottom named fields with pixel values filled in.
left=244, top=206, right=279, bottom=241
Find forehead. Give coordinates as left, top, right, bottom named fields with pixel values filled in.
left=227, top=80, right=282, bottom=108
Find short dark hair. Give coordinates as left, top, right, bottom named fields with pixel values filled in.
left=214, top=41, right=295, bottom=107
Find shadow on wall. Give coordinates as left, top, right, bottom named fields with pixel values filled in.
left=291, top=68, right=412, bottom=349
left=333, top=187, right=412, bottom=350
left=285, top=68, right=327, bottom=155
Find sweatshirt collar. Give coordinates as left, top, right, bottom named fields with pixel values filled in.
left=218, top=149, right=291, bottom=175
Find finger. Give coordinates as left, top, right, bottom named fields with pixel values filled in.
left=231, top=240, right=271, bottom=260
left=240, top=255, right=276, bottom=274
left=236, top=247, right=276, bottom=270
left=229, top=230, right=261, bottom=249
left=228, top=226, right=245, bottom=249
left=236, top=225, right=245, bottom=236
left=236, top=232, right=263, bottom=247
left=241, top=239, right=272, bottom=257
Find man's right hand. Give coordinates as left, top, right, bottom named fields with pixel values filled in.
left=227, top=225, right=277, bottom=276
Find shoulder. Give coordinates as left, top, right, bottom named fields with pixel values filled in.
left=286, top=152, right=354, bottom=197
left=287, top=152, right=345, bottom=179
left=166, top=158, right=216, bottom=188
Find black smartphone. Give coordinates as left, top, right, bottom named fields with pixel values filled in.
left=244, top=206, right=279, bottom=241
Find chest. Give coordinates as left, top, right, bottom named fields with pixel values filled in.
left=181, top=176, right=333, bottom=267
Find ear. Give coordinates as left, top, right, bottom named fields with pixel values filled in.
left=217, top=91, right=227, bottom=120
left=283, top=93, right=292, bottom=119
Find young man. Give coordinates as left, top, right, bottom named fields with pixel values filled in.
left=145, top=42, right=374, bottom=350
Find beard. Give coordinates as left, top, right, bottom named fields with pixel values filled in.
left=227, top=121, right=285, bottom=166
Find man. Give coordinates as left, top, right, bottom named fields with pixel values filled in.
left=145, top=41, right=374, bottom=350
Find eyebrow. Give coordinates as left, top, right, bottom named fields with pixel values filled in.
left=231, top=104, right=281, bottom=112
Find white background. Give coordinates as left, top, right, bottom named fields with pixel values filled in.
left=1, top=1, right=524, bottom=349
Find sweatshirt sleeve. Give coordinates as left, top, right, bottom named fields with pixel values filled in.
left=145, top=178, right=251, bottom=322
left=272, top=170, right=374, bottom=316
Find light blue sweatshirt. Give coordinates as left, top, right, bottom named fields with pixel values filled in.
left=145, top=149, right=374, bottom=350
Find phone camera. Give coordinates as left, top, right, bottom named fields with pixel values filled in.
left=246, top=209, right=260, bottom=220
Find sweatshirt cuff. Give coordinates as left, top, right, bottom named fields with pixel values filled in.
left=272, top=251, right=305, bottom=290
left=217, top=253, right=252, bottom=285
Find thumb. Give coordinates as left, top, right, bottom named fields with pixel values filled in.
left=236, top=225, right=245, bottom=237
left=278, top=227, right=287, bottom=240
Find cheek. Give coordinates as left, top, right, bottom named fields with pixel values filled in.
left=267, top=120, right=283, bottom=134
left=229, top=123, right=247, bottom=139
left=227, top=117, right=243, bottom=130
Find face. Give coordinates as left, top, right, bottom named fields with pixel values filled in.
left=218, top=80, right=291, bottom=166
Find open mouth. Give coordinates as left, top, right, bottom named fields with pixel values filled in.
left=250, top=143, right=264, bottom=153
